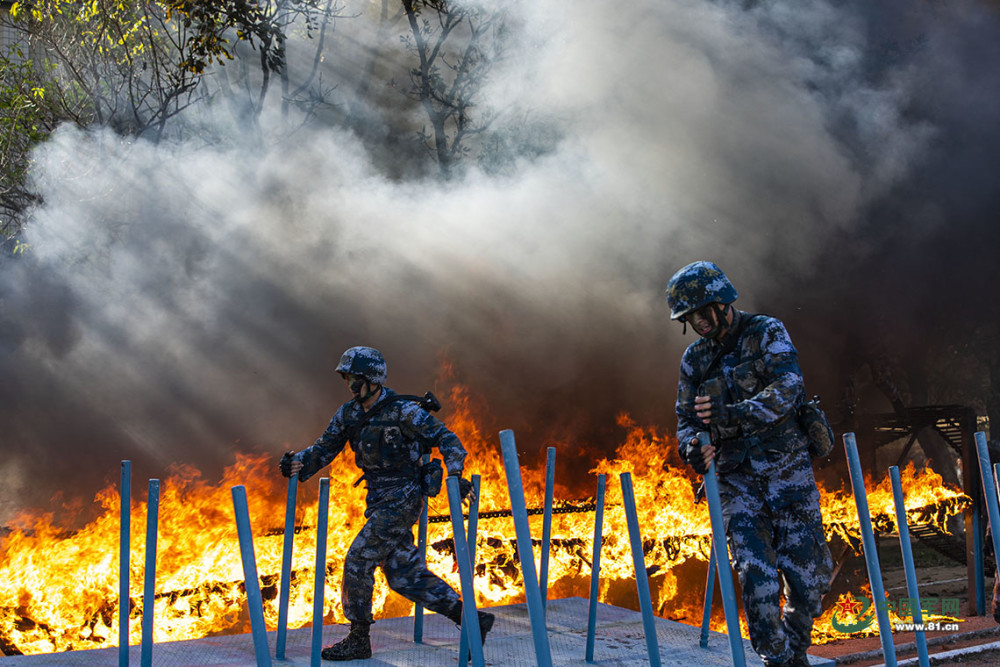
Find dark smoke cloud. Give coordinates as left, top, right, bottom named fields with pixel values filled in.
left=2, top=0, right=998, bottom=521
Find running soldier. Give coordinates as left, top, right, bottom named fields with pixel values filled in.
left=280, top=346, right=493, bottom=661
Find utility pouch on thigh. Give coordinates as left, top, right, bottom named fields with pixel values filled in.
left=421, top=458, right=444, bottom=497
left=799, top=396, right=834, bottom=459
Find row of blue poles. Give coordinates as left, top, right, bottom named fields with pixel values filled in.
left=134, top=422, right=993, bottom=667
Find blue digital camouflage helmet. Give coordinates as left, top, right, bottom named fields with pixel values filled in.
left=665, top=261, right=738, bottom=321
left=336, top=346, right=388, bottom=385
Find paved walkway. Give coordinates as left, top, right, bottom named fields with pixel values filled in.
left=0, top=598, right=834, bottom=666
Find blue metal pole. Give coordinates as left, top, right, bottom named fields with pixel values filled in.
left=620, top=472, right=662, bottom=667
left=119, top=461, right=131, bottom=667
left=459, top=475, right=483, bottom=664
left=843, top=432, right=897, bottom=667
left=447, top=475, right=486, bottom=667
left=975, top=433, right=1000, bottom=616
left=276, top=475, right=297, bottom=660
left=231, top=485, right=274, bottom=667
left=699, top=548, right=717, bottom=649
left=699, top=432, right=746, bottom=667
left=311, top=478, right=330, bottom=667
left=585, top=473, right=606, bottom=663
left=499, top=430, right=553, bottom=667
left=140, top=479, right=159, bottom=667
left=414, top=454, right=430, bottom=644
left=541, top=446, right=556, bottom=613
left=889, top=466, right=929, bottom=667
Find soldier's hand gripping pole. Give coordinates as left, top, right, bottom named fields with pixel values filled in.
left=698, top=431, right=746, bottom=667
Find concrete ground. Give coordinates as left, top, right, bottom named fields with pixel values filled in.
left=0, top=597, right=835, bottom=667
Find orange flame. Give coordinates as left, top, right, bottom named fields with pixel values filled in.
left=0, top=386, right=970, bottom=654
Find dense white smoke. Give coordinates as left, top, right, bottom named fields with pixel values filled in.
left=2, top=0, right=997, bottom=520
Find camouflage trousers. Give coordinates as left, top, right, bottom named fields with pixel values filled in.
left=719, top=447, right=833, bottom=665
left=342, top=481, right=460, bottom=624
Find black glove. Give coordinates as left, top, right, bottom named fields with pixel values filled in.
left=700, top=397, right=737, bottom=427
left=682, top=440, right=709, bottom=475
left=279, top=450, right=296, bottom=478
left=450, top=474, right=476, bottom=504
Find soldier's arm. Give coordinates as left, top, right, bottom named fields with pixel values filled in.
left=675, top=351, right=704, bottom=457
left=400, top=402, right=467, bottom=476
left=295, top=407, right=350, bottom=481
left=724, top=318, right=805, bottom=434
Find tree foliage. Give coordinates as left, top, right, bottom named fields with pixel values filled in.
left=1, top=53, right=49, bottom=238
left=0, top=0, right=334, bottom=237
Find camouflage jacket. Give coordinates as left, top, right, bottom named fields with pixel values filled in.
left=295, top=387, right=467, bottom=484
left=675, top=309, right=808, bottom=472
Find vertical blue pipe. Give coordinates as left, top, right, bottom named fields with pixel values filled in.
left=446, top=475, right=486, bottom=667
left=140, top=479, right=159, bottom=667
left=276, top=476, right=297, bottom=659
left=699, top=548, right=717, bottom=649
left=459, top=475, right=483, bottom=664
left=620, top=472, right=662, bottom=667
left=843, top=432, right=897, bottom=667
left=585, top=473, right=606, bottom=663
left=499, top=430, right=553, bottom=667
left=540, top=447, right=556, bottom=613
left=311, top=478, right=330, bottom=667
left=414, top=454, right=430, bottom=644
left=975, top=433, right=1000, bottom=615
left=698, top=432, right=746, bottom=667
left=119, top=461, right=131, bottom=667
left=889, top=467, right=929, bottom=667
left=231, top=485, right=274, bottom=667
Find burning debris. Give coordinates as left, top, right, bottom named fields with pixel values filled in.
left=0, top=388, right=969, bottom=656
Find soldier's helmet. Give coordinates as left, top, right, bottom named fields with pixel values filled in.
left=665, top=261, right=738, bottom=321
left=336, top=346, right=388, bottom=385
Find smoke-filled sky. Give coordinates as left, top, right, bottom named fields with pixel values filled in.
left=2, top=0, right=999, bottom=522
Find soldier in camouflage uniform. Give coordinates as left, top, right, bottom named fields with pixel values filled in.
left=666, top=262, right=833, bottom=667
left=280, top=346, right=494, bottom=661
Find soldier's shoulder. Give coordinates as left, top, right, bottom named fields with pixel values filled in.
left=398, top=397, right=432, bottom=421
left=743, top=313, right=789, bottom=337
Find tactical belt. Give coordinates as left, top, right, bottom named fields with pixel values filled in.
left=354, top=470, right=420, bottom=489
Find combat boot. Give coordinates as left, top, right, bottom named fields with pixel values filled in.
left=321, top=622, right=372, bottom=661
left=445, top=601, right=496, bottom=645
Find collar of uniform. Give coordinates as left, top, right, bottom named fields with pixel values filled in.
left=349, top=386, right=396, bottom=417
left=711, top=307, right=745, bottom=350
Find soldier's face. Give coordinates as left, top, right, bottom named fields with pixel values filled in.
left=687, top=304, right=720, bottom=338
left=343, top=373, right=367, bottom=397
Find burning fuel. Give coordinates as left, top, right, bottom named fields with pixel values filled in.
left=0, top=386, right=969, bottom=656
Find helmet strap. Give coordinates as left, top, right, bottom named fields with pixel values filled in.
left=354, top=380, right=381, bottom=405
left=700, top=303, right=730, bottom=340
